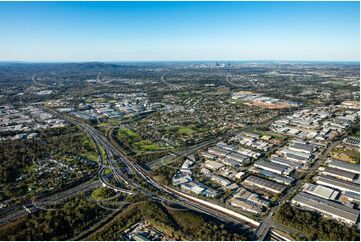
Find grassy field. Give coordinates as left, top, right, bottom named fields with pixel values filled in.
left=117, top=127, right=163, bottom=154
left=178, top=126, right=197, bottom=136
left=103, top=168, right=112, bottom=175
left=331, top=145, right=360, bottom=164
left=91, top=187, right=115, bottom=200
left=117, top=127, right=141, bottom=142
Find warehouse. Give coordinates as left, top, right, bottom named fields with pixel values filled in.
left=254, top=160, right=290, bottom=175
left=216, top=142, right=235, bottom=151
left=288, top=142, right=315, bottom=154
left=340, top=191, right=360, bottom=204
left=327, top=159, right=360, bottom=174
left=210, top=174, right=232, bottom=187
left=222, top=157, right=242, bottom=168
left=225, top=152, right=250, bottom=164
left=242, top=175, right=287, bottom=194
left=270, top=156, right=303, bottom=169
left=282, top=148, right=312, bottom=159
left=320, top=167, right=357, bottom=182
left=292, top=192, right=359, bottom=225
left=259, top=170, right=295, bottom=186
left=201, top=151, right=217, bottom=160
left=203, top=160, right=224, bottom=171
left=302, top=183, right=339, bottom=200
left=316, top=175, right=360, bottom=194
left=284, top=153, right=310, bottom=163
left=208, top=146, right=230, bottom=157
left=230, top=197, right=263, bottom=214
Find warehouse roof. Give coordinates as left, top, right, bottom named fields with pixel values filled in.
left=322, top=167, right=357, bottom=181
left=328, top=159, right=359, bottom=174
left=255, top=160, right=288, bottom=172
left=292, top=192, right=359, bottom=224
left=303, top=183, right=339, bottom=200
left=243, top=175, right=287, bottom=193
left=316, top=175, right=360, bottom=194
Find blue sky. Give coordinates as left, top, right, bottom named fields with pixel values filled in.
left=0, top=1, right=359, bottom=61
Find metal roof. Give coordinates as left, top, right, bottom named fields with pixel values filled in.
left=317, top=175, right=360, bottom=194
left=293, top=192, right=359, bottom=224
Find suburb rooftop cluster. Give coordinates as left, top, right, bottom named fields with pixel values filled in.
left=0, top=61, right=359, bottom=241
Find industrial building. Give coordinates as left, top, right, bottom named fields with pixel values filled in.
left=230, top=198, right=263, bottom=214
left=225, top=152, right=250, bottom=164
left=316, top=175, right=360, bottom=194
left=270, top=156, right=303, bottom=169
left=288, top=141, right=315, bottom=154
left=259, top=170, right=295, bottom=186
left=327, top=159, right=360, bottom=174
left=242, top=175, right=287, bottom=194
left=302, top=183, right=339, bottom=200
left=207, top=146, right=230, bottom=157
left=210, top=174, right=232, bottom=187
left=292, top=192, right=360, bottom=225
left=254, top=160, right=292, bottom=175
left=203, top=160, right=224, bottom=171
left=320, top=167, right=357, bottom=182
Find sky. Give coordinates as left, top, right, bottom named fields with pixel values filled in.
left=0, top=1, right=359, bottom=62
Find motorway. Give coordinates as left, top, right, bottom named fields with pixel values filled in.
left=0, top=106, right=293, bottom=239
left=54, top=110, right=261, bottom=232
left=0, top=181, right=100, bottom=226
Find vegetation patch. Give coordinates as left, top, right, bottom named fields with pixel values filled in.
left=87, top=201, right=249, bottom=241
left=274, top=204, right=359, bottom=241
left=91, top=187, right=116, bottom=200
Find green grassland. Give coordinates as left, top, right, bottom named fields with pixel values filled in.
left=117, top=127, right=163, bottom=154
left=178, top=126, right=197, bottom=136
left=91, top=187, right=116, bottom=200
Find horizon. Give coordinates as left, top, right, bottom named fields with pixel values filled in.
left=0, top=1, right=359, bottom=62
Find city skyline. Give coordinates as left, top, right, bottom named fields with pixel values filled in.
left=0, top=1, right=359, bottom=62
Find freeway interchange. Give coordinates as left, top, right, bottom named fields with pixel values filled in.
left=0, top=106, right=296, bottom=240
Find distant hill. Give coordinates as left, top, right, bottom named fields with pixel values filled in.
left=0, top=62, right=133, bottom=75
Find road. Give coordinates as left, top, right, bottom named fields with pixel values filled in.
left=0, top=181, right=101, bottom=226
left=0, top=105, right=296, bottom=237
left=255, top=137, right=343, bottom=240
left=54, top=109, right=261, bottom=232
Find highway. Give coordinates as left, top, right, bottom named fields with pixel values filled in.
left=53, top=109, right=261, bottom=233
left=7, top=106, right=295, bottom=239
left=0, top=181, right=101, bottom=226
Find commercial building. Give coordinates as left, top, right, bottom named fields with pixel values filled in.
left=242, top=176, right=287, bottom=194
left=292, top=192, right=360, bottom=225
left=302, top=183, right=339, bottom=200
left=316, top=175, right=360, bottom=194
